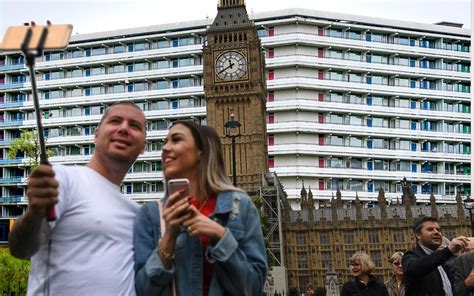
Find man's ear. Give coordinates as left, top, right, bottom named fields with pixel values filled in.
left=415, top=232, right=421, bottom=241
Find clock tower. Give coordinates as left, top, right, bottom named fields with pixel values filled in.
left=203, top=0, right=268, bottom=191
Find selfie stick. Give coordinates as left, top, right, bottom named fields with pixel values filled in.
left=20, top=22, right=56, bottom=221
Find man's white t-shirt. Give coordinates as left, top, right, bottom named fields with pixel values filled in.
left=27, top=165, right=139, bottom=296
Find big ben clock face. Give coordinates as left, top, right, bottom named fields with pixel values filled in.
left=215, top=50, right=248, bottom=81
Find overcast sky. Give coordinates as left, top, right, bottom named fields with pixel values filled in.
left=0, top=0, right=472, bottom=37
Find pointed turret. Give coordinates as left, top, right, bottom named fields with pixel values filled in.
left=378, top=188, right=387, bottom=220
left=430, top=193, right=438, bottom=218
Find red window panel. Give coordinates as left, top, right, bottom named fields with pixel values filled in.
left=318, top=70, right=324, bottom=80
left=318, top=49, right=324, bottom=58
left=268, top=27, right=274, bottom=37
left=268, top=49, right=274, bottom=58
left=268, top=70, right=274, bottom=80
left=319, top=179, right=325, bottom=190
left=318, top=28, right=324, bottom=36
left=0, top=77, right=4, bottom=84
left=268, top=157, right=275, bottom=168
left=319, top=157, right=324, bottom=168
left=318, top=93, right=324, bottom=101
left=318, top=114, right=324, bottom=123
left=268, top=91, right=275, bottom=102
left=0, top=95, right=4, bottom=103
left=318, top=135, right=325, bottom=146
left=268, top=135, right=274, bottom=146
left=268, top=113, right=274, bottom=124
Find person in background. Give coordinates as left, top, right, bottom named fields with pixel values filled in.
left=305, top=284, right=315, bottom=296
left=134, top=122, right=267, bottom=295
left=341, top=251, right=389, bottom=296
left=454, top=238, right=474, bottom=296
left=385, top=251, right=405, bottom=296
left=403, top=216, right=469, bottom=296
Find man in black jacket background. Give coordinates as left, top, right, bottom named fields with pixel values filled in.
left=403, top=216, right=469, bottom=296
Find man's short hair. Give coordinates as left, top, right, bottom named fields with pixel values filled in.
left=98, top=102, right=145, bottom=128
left=412, top=216, right=438, bottom=235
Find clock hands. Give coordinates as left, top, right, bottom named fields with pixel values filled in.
left=218, top=60, right=235, bottom=74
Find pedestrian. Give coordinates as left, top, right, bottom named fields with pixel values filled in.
left=403, top=216, right=469, bottom=296
left=134, top=122, right=267, bottom=295
left=8, top=102, right=147, bottom=295
left=385, top=251, right=405, bottom=296
left=341, top=251, right=389, bottom=296
left=306, top=284, right=315, bottom=296
left=454, top=238, right=474, bottom=295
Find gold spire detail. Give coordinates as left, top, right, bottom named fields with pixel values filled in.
left=218, top=0, right=245, bottom=8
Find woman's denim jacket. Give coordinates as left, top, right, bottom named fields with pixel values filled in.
left=133, top=190, right=268, bottom=296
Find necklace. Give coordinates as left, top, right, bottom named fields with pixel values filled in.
left=198, top=196, right=209, bottom=211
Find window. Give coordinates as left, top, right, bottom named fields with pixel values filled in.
left=346, top=158, right=362, bottom=169
left=371, top=251, right=382, bottom=268
left=319, top=232, right=330, bottom=245
left=348, top=180, right=363, bottom=191
left=343, top=233, right=354, bottom=244
left=368, top=232, right=380, bottom=244
left=296, top=233, right=306, bottom=245
left=330, top=157, right=343, bottom=168
left=393, top=231, right=404, bottom=242
left=297, top=252, right=308, bottom=269
left=321, top=251, right=332, bottom=269
left=349, top=137, right=363, bottom=147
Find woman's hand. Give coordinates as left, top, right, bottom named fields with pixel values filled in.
left=182, top=206, right=225, bottom=243
left=162, top=190, right=193, bottom=239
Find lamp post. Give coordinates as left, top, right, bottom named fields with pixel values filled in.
left=224, top=112, right=241, bottom=186
left=463, top=196, right=474, bottom=236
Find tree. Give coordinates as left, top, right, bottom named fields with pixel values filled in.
left=251, top=195, right=275, bottom=266
left=0, top=247, right=30, bottom=295
left=7, top=130, right=53, bottom=170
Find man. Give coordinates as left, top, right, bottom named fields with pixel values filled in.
left=454, top=239, right=474, bottom=296
left=9, top=102, right=147, bottom=295
left=403, top=216, right=469, bottom=296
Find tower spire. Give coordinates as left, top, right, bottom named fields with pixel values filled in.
left=219, top=0, right=245, bottom=8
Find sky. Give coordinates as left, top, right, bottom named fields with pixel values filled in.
left=0, top=0, right=471, bottom=38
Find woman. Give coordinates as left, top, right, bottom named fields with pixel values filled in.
left=341, top=252, right=389, bottom=296
left=134, top=121, right=267, bottom=295
left=385, top=252, right=405, bottom=296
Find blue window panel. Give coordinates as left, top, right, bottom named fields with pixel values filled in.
left=422, top=101, right=428, bottom=110
left=367, top=162, right=373, bottom=170
left=84, top=147, right=90, bottom=155
left=172, top=39, right=179, bottom=47
left=128, top=45, right=134, bottom=52
left=422, top=142, right=428, bottom=152
left=421, top=40, right=428, bottom=48
left=410, top=60, right=416, bottom=67
left=85, top=88, right=91, bottom=96
left=84, top=127, right=90, bottom=135
left=367, top=140, right=373, bottom=149
left=44, top=92, right=49, bottom=100
left=85, top=108, right=90, bottom=116
left=411, top=122, right=416, bottom=130
left=411, top=101, right=416, bottom=109
left=423, top=122, right=429, bottom=130
left=421, top=80, right=428, bottom=89
left=128, top=65, right=134, bottom=72
left=19, top=56, right=24, bottom=64
left=366, top=97, right=372, bottom=106
left=85, top=49, right=91, bottom=57
left=420, top=60, right=427, bottom=68
left=85, top=69, right=91, bottom=77
left=368, top=182, right=373, bottom=192
left=172, top=60, right=178, bottom=68
left=410, top=80, right=416, bottom=88
left=366, top=33, right=372, bottom=42
left=128, top=85, right=133, bottom=92
left=45, top=54, right=50, bottom=61
left=18, top=76, right=25, bottom=83
left=422, top=184, right=431, bottom=194
left=411, top=143, right=417, bottom=151
left=411, top=164, right=417, bottom=172
left=45, top=73, right=50, bottom=80
left=410, top=39, right=416, bottom=46
left=172, top=80, right=178, bottom=88
left=367, top=118, right=372, bottom=127
left=411, top=185, right=418, bottom=193
left=366, top=55, right=372, bottom=63
left=126, top=185, right=132, bottom=194
left=43, top=130, right=49, bottom=137
left=171, top=101, right=178, bottom=109
left=18, top=94, right=25, bottom=101
left=366, top=76, right=372, bottom=84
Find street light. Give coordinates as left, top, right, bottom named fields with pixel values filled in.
left=224, top=112, right=241, bottom=186
left=463, top=196, right=474, bottom=236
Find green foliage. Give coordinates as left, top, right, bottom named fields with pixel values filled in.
left=251, top=195, right=275, bottom=266
left=7, top=130, right=53, bottom=170
left=0, top=247, right=30, bottom=295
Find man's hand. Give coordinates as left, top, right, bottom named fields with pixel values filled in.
left=26, top=165, right=59, bottom=220
left=465, top=268, right=474, bottom=288
left=448, top=236, right=470, bottom=254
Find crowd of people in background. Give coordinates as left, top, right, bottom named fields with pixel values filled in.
left=288, top=216, right=474, bottom=296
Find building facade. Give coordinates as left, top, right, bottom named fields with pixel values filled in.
left=0, top=9, right=471, bottom=233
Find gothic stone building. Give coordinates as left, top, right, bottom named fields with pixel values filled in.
left=281, top=186, right=471, bottom=291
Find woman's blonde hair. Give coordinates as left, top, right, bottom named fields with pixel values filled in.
left=351, top=252, right=375, bottom=275
left=389, top=251, right=404, bottom=263
left=167, top=121, right=242, bottom=198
